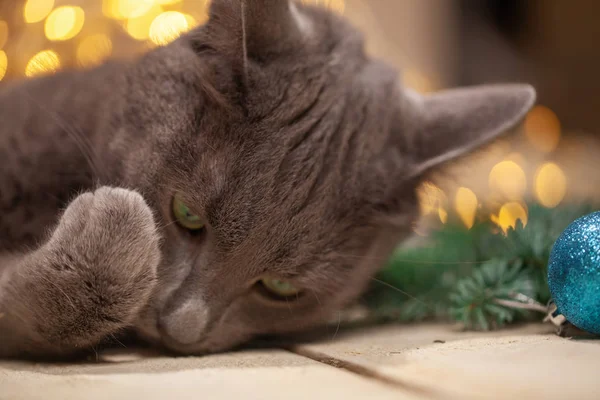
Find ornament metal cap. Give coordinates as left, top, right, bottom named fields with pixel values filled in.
left=544, top=301, right=597, bottom=338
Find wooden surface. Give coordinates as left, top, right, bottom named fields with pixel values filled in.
left=1, top=324, right=599, bottom=400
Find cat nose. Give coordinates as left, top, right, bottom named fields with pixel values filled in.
left=159, top=297, right=209, bottom=346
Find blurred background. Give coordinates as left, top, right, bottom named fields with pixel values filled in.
left=0, top=0, right=599, bottom=234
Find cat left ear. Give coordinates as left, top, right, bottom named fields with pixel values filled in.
left=407, top=84, right=536, bottom=176
left=205, top=0, right=305, bottom=59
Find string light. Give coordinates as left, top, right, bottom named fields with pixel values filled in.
left=25, top=50, right=60, bottom=77
left=104, top=0, right=155, bottom=20
left=438, top=208, right=448, bottom=224
left=525, top=105, right=561, bottom=153
left=417, top=182, right=448, bottom=224
left=455, top=187, right=478, bottom=229
left=126, top=5, right=164, bottom=41
left=491, top=202, right=528, bottom=234
left=45, top=6, right=85, bottom=42
left=0, top=50, right=7, bottom=81
left=149, top=11, right=195, bottom=46
left=488, top=160, right=527, bottom=201
left=77, top=34, right=113, bottom=67
left=24, top=0, right=55, bottom=24
left=535, top=162, right=567, bottom=208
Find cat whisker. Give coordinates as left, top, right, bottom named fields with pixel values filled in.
left=311, top=289, right=322, bottom=307
left=109, top=333, right=127, bottom=348
left=369, top=277, right=435, bottom=311
left=157, top=219, right=181, bottom=230
left=91, top=344, right=99, bottom=362
left=21, top=90, right=105, bottom=182
left=331, top=311, right=341, bottom=341
left=337, top=251, right=489, bottom=265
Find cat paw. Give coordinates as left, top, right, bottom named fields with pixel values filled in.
left=53, top=186, right=161, bottom=290
left=38, top=187, right=161, bottom=346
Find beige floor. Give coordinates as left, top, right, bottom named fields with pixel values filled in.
left=1, top=323, right=599, bottom=400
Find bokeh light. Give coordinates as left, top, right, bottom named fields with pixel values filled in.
left=157, top=0, right=183, bottom=4
left=488, top=160, right=527, bottom=200
left=25, top=50, right=60, bottom=77
left=535, top=162, right=567, bottom=208
left=438, top=208, right=448, bottom=224
left=417, top=182, right=448, bottom=223
left=302, top=0, right=345, bottom=13
left=45, top=6, right=85, bottom=42
left=525, top=105, right=561, bottom=153
left=0, top=21, right=8, bottom=49
left=149, top=11, right=195, bottom=46
left=126, top=5, right=164, bottom=41
left=77, top=34, right=113, bottom=67
left=454, top=187, right=478, bottom=229
left=104, top=0, right=155, bottom=20
left=0, top=51, right=7, bottom=81
left=24, top=0, right=55, bottom=24
left=491, top=202, right=528, bottom=234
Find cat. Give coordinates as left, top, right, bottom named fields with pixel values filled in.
left=0, top=0, right=535, bottom=358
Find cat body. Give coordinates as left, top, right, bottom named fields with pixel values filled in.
left=0, top=0, right=535, bottom=358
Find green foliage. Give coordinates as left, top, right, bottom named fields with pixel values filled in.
left=363, top=203, right=596, bottom=330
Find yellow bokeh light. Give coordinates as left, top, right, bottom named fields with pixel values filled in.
left=535, top=162, right=567, bottom=208
left=455, top=187, right=478, bottom=229
left=0, top=21, right=8, bottom=49
left=184, top=14, right=200, bottom=29
left=491, top=202, right=528, bottom=234
left=149, top=11, right=193, bottom=46
left=157, top=0, right=183, bottom=4
left=103, top=0, right=120, bottom=19
left=126, top=5, right=164, bottom=41
left=45, top=6, right=85, bottom=42
left=103, top=0, right=153, bottom=19
left=104, top=0, right=155, bottom=20
left=417, top=182, right=448, bottom=223
left=488, top=160, right=527, bottom=200
left=25, top=50, right=60, bottom=77
left=77, top=34, right=113, bottom=68
left=525, top=105, right=561, bottom=153
left=417, top=182, right=446, bottom=214
left=24, top=0, right=55, bottom=24
left=0, top=50, right=7, bottom=81
left=438, top=208, right=448, bottom=224
left=302, top=0, right=345, bottom=13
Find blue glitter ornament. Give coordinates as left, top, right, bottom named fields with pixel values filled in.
left=548, top=211, right=600, bottom=335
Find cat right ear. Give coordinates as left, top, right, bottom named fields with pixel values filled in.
left=203, top=0, right=306, bottom=60
left=405, top=84, right=536, bottom=177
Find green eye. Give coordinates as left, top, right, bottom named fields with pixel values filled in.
left=260, top=278, right=301, bottom=298
left=172, top=194, right=205, bottom=231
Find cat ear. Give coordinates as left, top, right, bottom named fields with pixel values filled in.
left=407, top=84, right=536, bottom=176
left=206, top=0, right=305, bottom=59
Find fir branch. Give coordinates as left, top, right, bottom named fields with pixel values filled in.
left=363, top=202, right=596, bottom=331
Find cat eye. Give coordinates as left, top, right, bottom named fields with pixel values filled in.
left=172, top=194, right=205, bottom=231
left=259, top=278, right=301, bottom=299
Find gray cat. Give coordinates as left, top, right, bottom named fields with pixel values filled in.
left=0, top=0, right=535, bottom=358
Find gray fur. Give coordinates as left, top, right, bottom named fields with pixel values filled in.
left=0, top=0, right=535, bottom=358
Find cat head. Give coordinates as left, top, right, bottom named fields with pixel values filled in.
left=125, top=0, right=536, bottom=353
